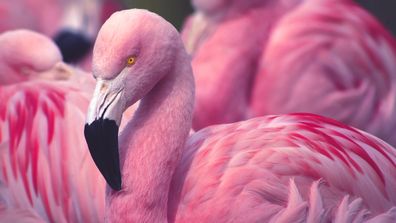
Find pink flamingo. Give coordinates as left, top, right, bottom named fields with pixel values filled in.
left=251, top=0, right=396, bottom=146
left=183, top=0, right=396, bottom=147
left=0, top=80, right=105, bottom=222
left=181, top=0, right=301, bottom=130
left=0, top=29, right=66, bottom=85
left=84, top=9, right=396, bottom=222
left=0, top=80, right=106, bottom=222
left=0, top=81, right=106, bottom=222
left=0, top=30, right=106, bottom=222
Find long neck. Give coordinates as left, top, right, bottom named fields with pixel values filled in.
left=106, top=49, right=195, bottom=222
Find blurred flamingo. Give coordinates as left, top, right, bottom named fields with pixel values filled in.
left=251, top=0, right=396, bottom=146
left=0, top=29, right=74, bottom=85
left=0, top=32, right=105, bottom=223
left=0, top=204, right=45, bottom=223
left=181, top=0, right=301, bottom=130
left=0, top=80, right=105, bottom=222
left=84, top=9, right=396, bottom=222
left=183, top=0, right=396, bottom=147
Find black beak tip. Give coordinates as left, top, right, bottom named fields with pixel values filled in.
left=84, top=119, right=122, bottom=191
left=108, top=174, right=122, bottom=191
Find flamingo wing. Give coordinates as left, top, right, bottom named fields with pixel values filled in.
left=0, top=203, right=45, bottom=223
left=172, top=114, right=396, bottom=222
left=0, top=81, right=104, bottom=223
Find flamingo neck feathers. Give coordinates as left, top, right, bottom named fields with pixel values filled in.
left=107, top=48, right=195, bottom=222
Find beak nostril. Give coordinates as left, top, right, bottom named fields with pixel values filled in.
left=100, top=83, right=108, bottom=92
left=98, top=89, right=123, bottom=120
left=98, top=93, right=109, bottom=118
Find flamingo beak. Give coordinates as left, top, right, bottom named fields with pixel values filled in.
left=84, top=79, right=124, bottom=191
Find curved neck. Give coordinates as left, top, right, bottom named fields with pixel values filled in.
left=106, top=48, right=195, bottom=222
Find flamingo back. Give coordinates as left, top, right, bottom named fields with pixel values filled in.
left=251, top=0, right=396, bottom=146
left=171, top=114, right=396, bottom=222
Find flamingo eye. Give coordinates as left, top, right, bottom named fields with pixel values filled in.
left=126, top=56, right=137, bottom=66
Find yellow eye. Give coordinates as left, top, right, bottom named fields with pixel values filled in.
left=126, top=56, right=136, bottom=66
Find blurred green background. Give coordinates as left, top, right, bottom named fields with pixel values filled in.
left=120, top=0, right=396, bottom=35
left=120, top=0, right=193, bottom=30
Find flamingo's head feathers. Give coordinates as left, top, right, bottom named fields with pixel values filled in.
left=0, top=29, right=63, bottom=83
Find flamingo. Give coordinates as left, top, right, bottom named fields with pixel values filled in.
left=250, top=0, right=396, bottom=147
left=181, top=0, right=301, bottom=130
left=183, top=0, right=396, bottom=148
left=0, top=31, right=105, bottom=223
left=0, top=29, right=67, bottom=85
left=0, top=29, right=96, bottom=91
left=0, top=79, right=106, bottom=222
left=84, top=9, right=396, bottom=222
left=0, top=77, right=107, bottom=222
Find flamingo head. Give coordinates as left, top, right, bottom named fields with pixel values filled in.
left=84, top=9, right=182, bottom=190
left=0, top=29, right=63, bottom=84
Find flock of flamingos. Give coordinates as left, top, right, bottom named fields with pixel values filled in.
left=1, top=0, right=396, bottom=222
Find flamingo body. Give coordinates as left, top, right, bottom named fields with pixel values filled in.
left=0, top=81, right=105, bottom=222
left=171, top=113, right=396, bottom=222
left=0, top=204, right=45, bottom=223
left=181, top=0, right=301, bottom=130
left=184, top=0, right=396, bottom=150
left=84, top=9, right=396, bottom=222
left=251, top=0, right=396, bottom=146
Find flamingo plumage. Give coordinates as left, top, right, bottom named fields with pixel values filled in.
left=0, top=204, right=45, bottom=223
left=84, top=9, right=396, bottom=222
left=182, top=0, right=396, bottom=148
left=251, top=0, right=396, bottom=147
left=0, top=81, right=105, bottom=222
left=181, top=0, right=301, bottom=130
left=0, top=30, right=66, bottom=85
left=0, top=30, right=105, bottom=222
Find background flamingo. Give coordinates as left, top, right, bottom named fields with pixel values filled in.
left=0, top=30, right=106, bottom=222
left=181, top=0, right=301, bottom=130
left=251, top=0, right=396, bottom=146
left=0, top=80, right=105, bottom=222
left=182, top=0, right=396, bottom=148
left=84, top=9, right=396, bottom=222
left=0, top=30, right=68, bottom=85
